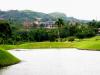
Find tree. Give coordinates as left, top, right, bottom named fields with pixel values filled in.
left=48, top=29, right=58, bottom=41
left=55, top=18, right=65, bottom=41
left=88, top=20, right=97, bottom=27
left=76, top=25, right=95, bottom=39
left=68, top=24, right=77, bottom=36
left=0, top=20, right=12, bottom=44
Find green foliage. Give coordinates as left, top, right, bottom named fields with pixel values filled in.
left=55, top=18, right=65, bottom=27
left=68, top=37, right=75, bottom=42
left=0, top=19, right=98, bottom=45
left=88, top=20, right=100, bottom=28
left=68, top=24, right=77, bottom=36
left=32, top=28, right=48, bottom=42
left=55, top=18, right=65, bottom=41
left=0, top=20, right=12, bottom=39
left=76, top=25, right=96, bottom=39
left=47, top=29, right=58, bottom=41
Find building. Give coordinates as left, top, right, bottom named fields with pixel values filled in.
left=97, top=28, right=100, bottom=35
left=33, top=18, right=41, bottom=28
left=33, top=18, right=56, bottom=28
left=23, top=19, right=33, bottom=30
left=23, top=17, right=56, bottom=29
left=40, top=21, right=55, bottom=28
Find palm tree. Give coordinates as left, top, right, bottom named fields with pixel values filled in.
left=55, top=18, right=65, bottom=42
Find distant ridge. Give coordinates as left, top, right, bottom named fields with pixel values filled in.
left=0, top=10, right=89, bottom=23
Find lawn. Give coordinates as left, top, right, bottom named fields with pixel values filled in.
left=0, top=42, right=74, bottom=50
left=74, top=36, right=100, bottom=50
left=0, top=49, right=20, bottom=67
left=0, top=36, right=100, bottom=51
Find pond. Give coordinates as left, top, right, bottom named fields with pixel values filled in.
left=0, top=48, right=100, bottom=75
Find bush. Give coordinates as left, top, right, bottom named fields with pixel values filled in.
left=68, top=37, right=75, bottom=42
left=61, top=38, right=67, bottom=42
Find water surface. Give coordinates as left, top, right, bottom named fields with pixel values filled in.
left=0, top=48, right=100, bottom=75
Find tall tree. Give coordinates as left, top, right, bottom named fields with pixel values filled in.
left=55, top=18, right=65, bottom=41
left=0, top=20, right=12, bottom=44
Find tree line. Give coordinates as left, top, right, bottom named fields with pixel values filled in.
left=0, top=19, right=99, bottom=44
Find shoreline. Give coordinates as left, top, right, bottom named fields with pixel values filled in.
left=9, top=48, right=100, bottom=52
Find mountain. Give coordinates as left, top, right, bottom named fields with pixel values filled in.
left=48, top=12, right=67, bottom=20
left=0, top=10, right=53, bottom=23
left=48, top=12, right=80, bottom=22
left=0, top=10, right=88, bottom=24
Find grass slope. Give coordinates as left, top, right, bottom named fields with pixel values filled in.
left=0, top=49, right=20, bottom=67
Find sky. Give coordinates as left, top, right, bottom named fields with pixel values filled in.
left=0, top=0, right=100, bottom=20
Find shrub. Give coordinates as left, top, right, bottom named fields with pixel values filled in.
left=68, top=37, right=75, bottom=42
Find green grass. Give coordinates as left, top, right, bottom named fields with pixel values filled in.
left=0, top=42, right=74, bottom=50
left=0, top=45, right=16, bottom=50
left=0, top=36, right=100, bottom=51
left=74, top=36, right=100, bottom=50
left=18, top=42, right=74, bottom=49
left=0, top=49, right=20, bottom=67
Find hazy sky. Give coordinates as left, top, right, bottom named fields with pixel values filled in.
left=0, top=0, right=100, bottom=20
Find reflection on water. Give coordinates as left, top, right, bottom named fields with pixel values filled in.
left=0, top=48, right=100, bottom=75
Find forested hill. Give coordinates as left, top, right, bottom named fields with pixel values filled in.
left=49, top=12, right=79, bottom=22
left=0, top=10, right=88, bottom=23
left=0, top=10, right=53, bottom=23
